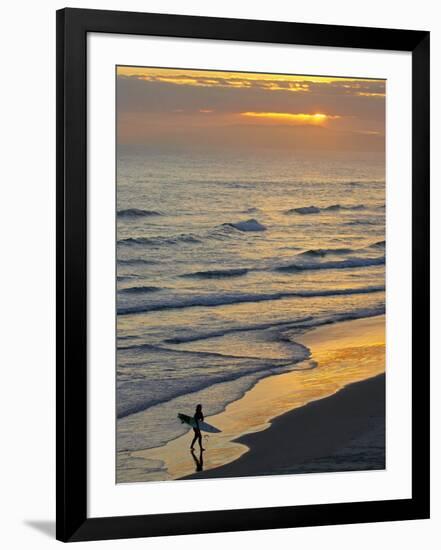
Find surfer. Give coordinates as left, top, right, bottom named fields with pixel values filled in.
left=190, top=404, right=205, bottom=451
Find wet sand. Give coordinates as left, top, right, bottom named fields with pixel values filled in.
left=184, top=373, right=385, bottom=479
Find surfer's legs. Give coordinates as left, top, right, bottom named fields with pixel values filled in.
left=197, top=431, right=205, bottom=451
left=190, top=429, right=198, bottom=450
left=191, top=429, right=205, bottom=451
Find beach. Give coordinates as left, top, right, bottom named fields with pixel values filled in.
left=184, top=374, right=385, bottom=480
left=116, top=145, right=385, bottom=484
left=124, top=314, right=385, bottom=482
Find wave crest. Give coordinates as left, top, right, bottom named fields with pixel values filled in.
left=119, top=234, right=201, bottom=247
left=181, top=268, right=249, bottom=279
left=118, top=208, right=162, bottom=218
left=120, top=286, right=162, bottom=294
left=276, top=256, right=385, bottom=273
left=222, top=218, right=266, bottom=232
left=299, top=247, right=354, bottom=257
left=117, top=285, right=385, bottom=315
left=286, top=204, right=366, bottom=215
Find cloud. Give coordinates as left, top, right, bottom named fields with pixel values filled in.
left=116, top=67, right=385, bottom=153
left=117, top=75, right=384, bottom=118
left=117, top=67, right=384, bottom=94
left=356, top=92, right=386, bottom=98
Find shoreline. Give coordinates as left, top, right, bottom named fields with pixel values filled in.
left=124, top=314, right=385, bottom=482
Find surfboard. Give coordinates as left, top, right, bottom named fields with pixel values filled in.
left=178, top=413, right=221, bottom=433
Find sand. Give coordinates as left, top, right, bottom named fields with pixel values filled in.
left=184, top=373, right=385, bottom=479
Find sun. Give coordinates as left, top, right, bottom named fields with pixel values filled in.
left=240, top=112, right=340, bottom=125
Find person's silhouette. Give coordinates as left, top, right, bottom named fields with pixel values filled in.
left=190, top=404, right=205, bottom=451
left=190, top=448, right=204, bottom=472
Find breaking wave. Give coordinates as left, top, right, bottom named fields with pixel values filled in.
left=117, top=285, right=385, bottom=315
left=120, top=286, right=162, bottom=294
left=222, top=218, right=267, bottom=232
left=181, top=268, right=249, bottom=279
left=286, top=204, right=366, bottom=215
left=119, top=234, right=201, bottom=247
left=117, top=208, right=162, bottom=218
left=276, top=256, right=385, bottom=273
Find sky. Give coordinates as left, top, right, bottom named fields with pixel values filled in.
left=117, top=66, right=385, bottom=154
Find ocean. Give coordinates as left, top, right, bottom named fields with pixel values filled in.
left=116, top=148, right=385, bottom=480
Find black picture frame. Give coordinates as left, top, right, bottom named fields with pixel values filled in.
left=56, top=7, right=430, bottom=542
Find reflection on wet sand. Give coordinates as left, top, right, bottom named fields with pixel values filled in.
left=190, top=449, right=204, bottom=473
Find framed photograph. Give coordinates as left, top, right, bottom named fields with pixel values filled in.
left=56, top=8, right=430, bottom=542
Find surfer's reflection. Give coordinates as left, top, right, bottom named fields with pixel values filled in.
left=191, top=448, right=204, bottom=472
